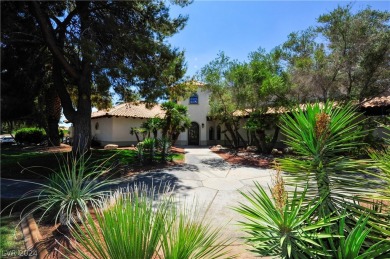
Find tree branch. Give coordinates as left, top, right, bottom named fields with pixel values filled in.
left=30, top=1, right=80, bottom=80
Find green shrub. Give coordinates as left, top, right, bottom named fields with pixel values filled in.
left=143, top=137, right=156, bottom=163
left=14, top=127, right=47, bottom=144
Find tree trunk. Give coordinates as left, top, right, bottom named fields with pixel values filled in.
left=72, top=74, right=92, bottom=155
left=45, top=85, right=61, bottom=146
left=236, top=131, right=247, bottom=148
left=225, top=123, right=238, bottom=148
left=72, top=112, right=91, bottom=154
left=172, top=130, right=183, bottom=146
left=256, top=129, right=267, bottom=154
left=269, top=126, right=280, bottom=152
left=31, top=1, right=91, bottom=155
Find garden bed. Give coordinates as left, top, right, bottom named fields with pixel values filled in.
left=210, top=146, right=275, bottom=168
left=1, top=144, right=185, bottom=179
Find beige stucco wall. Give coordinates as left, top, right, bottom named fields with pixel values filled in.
left=177, top=88, right=211, bottom=146
left=91, top=117, right=161, bottom=146
left=91, top=117, right=114, bottom=144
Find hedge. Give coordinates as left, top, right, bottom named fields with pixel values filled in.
left=14, top=128, right=47, bottom=144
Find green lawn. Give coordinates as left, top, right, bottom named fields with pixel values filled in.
left=0, top=215, right=26, bottom=256
left=1, top=147, right=183, bottom=179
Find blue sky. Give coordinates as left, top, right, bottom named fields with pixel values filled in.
left=168, top=1, right=390, bottom=77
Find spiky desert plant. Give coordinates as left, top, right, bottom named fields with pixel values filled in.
left=69, top=185, right=172, bottom=259
left=161, top=203, right=233, bottom=259
left=367, top=120, right=390, bottom=202
left=68, top=185, right=234, bottom=259
left=318, top=215, right=390, bottom=258
left=278, top=101, right=374, bottom=217
left=271, top=163, right=287, bottom=212
left=2, top=151, right=118, bottom=230
left=234, top=182, right=340, bottom=258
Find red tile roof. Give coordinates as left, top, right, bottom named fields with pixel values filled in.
left=91, top=102, right=164, bottom=119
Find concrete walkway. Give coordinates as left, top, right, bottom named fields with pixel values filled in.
left=180, top=148, right=275, bottom=258
left=127, top=147, right=275, bottom=258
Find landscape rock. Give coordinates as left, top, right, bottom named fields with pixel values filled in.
left=104, top=144, right=118, bottom=150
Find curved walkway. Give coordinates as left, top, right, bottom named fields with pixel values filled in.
left=129, top=147, right=275, bottom=258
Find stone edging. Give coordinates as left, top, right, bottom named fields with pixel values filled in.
left=20, top=215, right=48, bottom=259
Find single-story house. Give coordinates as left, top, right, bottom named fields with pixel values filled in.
left=91, top=86, right=390, bottom=147
left=91, top=103, right=164, bottom=146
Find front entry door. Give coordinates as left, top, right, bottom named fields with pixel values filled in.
left=188, top=122, right=199, bottom=145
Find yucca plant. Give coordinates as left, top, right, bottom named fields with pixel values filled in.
left=278, top=101, right=390, bottom=252
left=278, top=102, right=374, bottom=217
left=318, top=215, right=390, bottom=258
left=3, top=151, right=118, bottom=231
left=68, top=185, right=234, bottom=259
left=234, top=182, right=340, bottom=258
left=367, top=120, right=390, bottom=202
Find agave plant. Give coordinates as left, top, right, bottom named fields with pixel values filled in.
left=234, top=182, right=340, bottom=258
left=3, top=151, right=118, bottom=229
left=68, top=185, right=234, bottom=259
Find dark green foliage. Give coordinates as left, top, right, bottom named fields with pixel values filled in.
left=142, top=137, right=156, bottom=163
left=281, top=5, right=390, bottom=102
left=161, top=101, right=191, bottom=145
left=200, top=50, right=291, bottom=151
left=4, top=1, right=191, bottom=154
left=319, top=216, right=390, bottom=258
left=14, top=128, right=47, bottom=144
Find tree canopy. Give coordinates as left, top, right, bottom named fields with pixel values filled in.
left=1, top=0, right=191, bottom=152
left=200, top=50, right=290, bottom=151
left=282, top=4, right=390, bottom=102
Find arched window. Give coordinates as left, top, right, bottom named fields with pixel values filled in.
left=217, top=125, right=221, bottom=140
left=209, top=126, right=214, bottom=140
left=189, top=93, right=199, bottom=104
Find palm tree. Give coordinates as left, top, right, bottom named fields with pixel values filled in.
left=161, top=101, right=191, bottom=145
left=142, top=117, right=162, bottom=139
left=160, top=101, right=191, bottom=162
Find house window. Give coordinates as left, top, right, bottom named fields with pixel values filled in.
left=189, top=93, right=198, bottom=104
left=209, top=127, right=214, bottom=140
left=217, top=125, right=221, bottom=140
